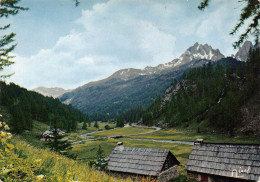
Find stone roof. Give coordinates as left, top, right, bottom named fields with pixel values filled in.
left=185, top=143, right=260, bottom=181
left=108, top=146, right=180, bottom=176
left=42, top=128, right=65, bottom=138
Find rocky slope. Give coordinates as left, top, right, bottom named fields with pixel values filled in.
left=60, top=42, right=228, bottom=116
left=234, top=41, right=253, bottom=62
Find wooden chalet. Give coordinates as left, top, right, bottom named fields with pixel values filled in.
left=40, top=128, right=65, bottom=141
left=185, top=141, right=260, bottom=182
left=107, top=143, right=180, bottom=182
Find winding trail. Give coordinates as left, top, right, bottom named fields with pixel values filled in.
left=125, top=126, right=161, bottom=136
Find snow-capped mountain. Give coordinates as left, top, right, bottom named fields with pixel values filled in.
left=109, top=42, right=225, bottom=80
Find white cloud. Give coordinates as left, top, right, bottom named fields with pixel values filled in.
left=4, top=0, right=245, bottom=89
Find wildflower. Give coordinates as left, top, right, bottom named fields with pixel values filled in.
left=37, top=175, right=44, bottom=180
left=35, top=159, right=42, bottom=163
left=4, top=125, right=9, bottom=130
left=6, top=132, right=12, bottom=139
left=0, top=131, right=6, bottom=137
left=0, top=114, right=2, bottom=117
left=0, top=122, right=2, bottom=127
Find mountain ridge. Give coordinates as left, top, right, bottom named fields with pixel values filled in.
left=60, top=42, right=231, bottom=115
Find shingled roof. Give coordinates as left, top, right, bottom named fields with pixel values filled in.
left=108, top=146, right=180, bottom=176
left=185, top=143, right=260, bottom=181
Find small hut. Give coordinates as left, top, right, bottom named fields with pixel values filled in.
left=40, top=128, right=65, bottom=141
left=107, top=143, right=180, bottom=182
left=185, top=141, right=260, bottom=182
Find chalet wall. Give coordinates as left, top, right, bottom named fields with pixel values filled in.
left=158, top=165, right=179, bottom=182
left=187, top=171, right=254, bottom=182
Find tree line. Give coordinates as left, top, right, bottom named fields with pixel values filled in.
left=0, top=82, right=90, bottom=133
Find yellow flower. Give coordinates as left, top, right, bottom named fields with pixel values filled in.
left=6, top=132, right=12, bottom=139
left=0, top=114, right=2, bottom=117
left=4, top=125, right=9, bottom=130
left=37, top=174, right=44, bottom=180
left=7, top=143, right=14, bottom=150
left=0, top=122, right=2, bottom=127
left=35, top=159, right=42, bottom=163
left=0, top=131, right=6, bottom=137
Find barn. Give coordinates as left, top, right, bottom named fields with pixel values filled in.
left=185, top=141, right=260, bottom=182
left=107, top=143, right=180, bottom=182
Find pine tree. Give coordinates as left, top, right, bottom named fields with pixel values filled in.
left=82, top=122, right=87, bottom=130
left=47, top=114, right=72, bottom=157
left=94, top=121, right=99, bottom=129
left=0, top=0, right=27, bottom=77
left=198, top=0, right=259, bottom=48
left=95, top=145, right=108, bottom=171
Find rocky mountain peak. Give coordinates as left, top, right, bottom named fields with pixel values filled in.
left=176, top=42, right=225, bottom=65
left=104, top=43, right=226, bottom=81
left=234, top=41, right=253, bottom=62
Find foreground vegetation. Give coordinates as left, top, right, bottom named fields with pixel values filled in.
left=0, top=117, right=133, bottom=181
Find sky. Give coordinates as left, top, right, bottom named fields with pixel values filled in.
left=1, top=0, right=249, bottom=89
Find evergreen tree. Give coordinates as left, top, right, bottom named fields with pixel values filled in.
left=47, top=114, right=72, bottom=157
left=95, top=145, right=108, bottom=171
left=0, top=0, right=27, bottom=77
left=198, top=0, right=259, bottom=48
left=116, top=115, right=124, bottom=127
left=82, top=122, right=87, bottom=130
left=94, top=121, right=99, bottom=129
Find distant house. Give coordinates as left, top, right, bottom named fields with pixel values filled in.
left=185, top=141, right=260, bottom=182
left=107, top=143, right=180, bottom=182
left=40, top=128, right=65, bottom=141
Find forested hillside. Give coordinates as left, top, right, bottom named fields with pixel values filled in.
left=124, top=48, right=260, bottom=136
left=0, top=82, right=90, bottom=133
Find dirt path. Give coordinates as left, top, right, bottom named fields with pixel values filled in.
left=124, top=126, right=161, bottom=136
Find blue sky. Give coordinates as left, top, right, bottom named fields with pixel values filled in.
left=2, top=0, right=248, bottom=89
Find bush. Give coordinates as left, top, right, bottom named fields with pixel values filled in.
left=104, top=125, right=111, bottom=130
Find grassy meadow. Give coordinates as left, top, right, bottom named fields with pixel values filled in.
left=126, top=128, right=260, bottom=144
left=90, top=126, right=155, bottom=136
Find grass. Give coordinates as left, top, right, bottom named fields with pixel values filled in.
left=91, top=126, right=155, bottom=136
left=127, top=128, right=260, bottom=144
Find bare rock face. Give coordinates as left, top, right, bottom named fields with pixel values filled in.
left=179, top=42, right=225, bottom=64
left=234, top=41, right=253, bottom=62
